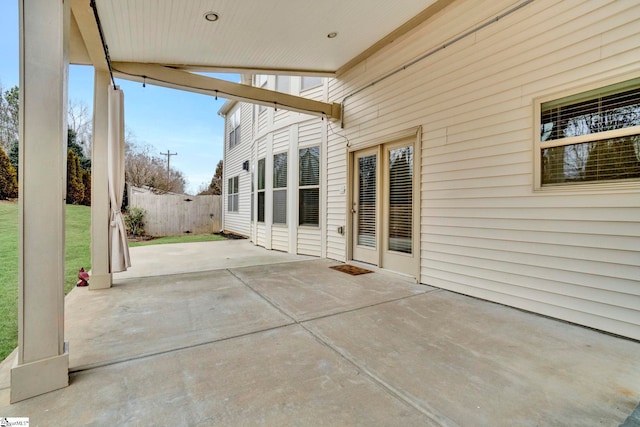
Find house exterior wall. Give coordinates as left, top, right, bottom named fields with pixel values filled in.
left=222, top=76, right=327, bottom=255
left=222, top=102, right=252, bottom=237
left=326, top=0, right=640, bottom=339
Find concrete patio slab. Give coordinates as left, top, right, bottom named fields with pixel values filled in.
left=67, top=269, right=293, bottom=370
left=114, top=239, right=313, bottom=280
left=305, top=290, right=640, bottom=426
left=0, top=240, right=638, bottom=425
left=1, top=325, right=437, bottom=426
left=231, top=258, right=434, bottom=321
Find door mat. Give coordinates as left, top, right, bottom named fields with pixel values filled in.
left=329, top=264, right=373, bottom=276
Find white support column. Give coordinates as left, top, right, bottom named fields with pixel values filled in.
left=90, top=71, right=112, bottom=289
left=265, top=134, right=273, bottom=250
left=288, top=124, right=298, bottom=254
left=11, top=0, right=70, bottom=403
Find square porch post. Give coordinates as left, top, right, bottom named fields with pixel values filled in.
left=11, top=0, right=70, bottom=402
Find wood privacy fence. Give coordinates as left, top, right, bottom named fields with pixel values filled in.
left=129, top=189, right=221, bottom=236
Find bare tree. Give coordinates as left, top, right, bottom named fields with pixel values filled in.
left=125, top=142, right=186, bottom=194
left=0, top=85, right=19, bottom=153
left=68, top=99, right=92, bottom=157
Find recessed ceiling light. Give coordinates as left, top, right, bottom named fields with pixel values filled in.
left=204, top=12, right=220, bottom=22
left=327, top=32, right=338, bottom=39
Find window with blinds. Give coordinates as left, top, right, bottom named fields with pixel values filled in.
left=299, top=146, right=320, bottom=226
left=388, top=147, right=412, bottom=254
left=273, top=152, right=287, bottom=224
left=257, top=158, right=265, bottom=222
left=227, top=176, right=239, bottom=212
left=358, top=155, right=377, bottom=248
left=539, top=77, right=640, bottom=186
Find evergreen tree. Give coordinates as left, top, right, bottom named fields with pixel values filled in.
left=81, top=169, right=91, bottom=206
left=8, top=139, right=18, bottom=175
left=68, top=128, right=91, bottom=171
left=66, top=149, right=84, bottom=204
left=0, top=147, right=18, bottom=199
left=198, top=160, right=223, bottom=195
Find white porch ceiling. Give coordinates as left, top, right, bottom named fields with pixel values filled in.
left=91, top=0, right=441, bottom=75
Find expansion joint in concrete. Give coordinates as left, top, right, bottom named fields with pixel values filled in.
left=227, top=268, right=450, bottom=425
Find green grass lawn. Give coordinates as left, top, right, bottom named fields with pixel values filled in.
left=0, top=202, right=228, bottom=361
left=0, top=202, right=92, bottom=361
left=129, top=233, right=226, bottom=247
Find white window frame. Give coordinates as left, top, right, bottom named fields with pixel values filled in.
left=301, top=76, right=322, bottom=91
left=228, top=108, right=241, bottom=150
left=227, top=176, right=239, bottom=212
left=533, top=74, right=640, bottom=192
left=272, top=151, right=288, bottom=225
left=298, top=145, right=320, bottom=227
left=257, top=158, right=265, bottom=223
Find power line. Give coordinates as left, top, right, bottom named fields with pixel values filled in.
left=159, top=150, right=177, bottom=187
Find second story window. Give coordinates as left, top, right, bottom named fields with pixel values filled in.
left=228, top=109, right=241, bottom=149
left=301, top=76, right=322, bottom=91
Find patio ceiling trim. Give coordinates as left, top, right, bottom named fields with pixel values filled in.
left=160, top=65, right=336, bottom=78
left=111, top=62, right=342, bottom=119
left=336, top=0, right=456, bottom=76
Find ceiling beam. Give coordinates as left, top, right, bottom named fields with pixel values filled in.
left=69, top=11, right=91, bottom=65
left=70, top=0, right=108, bottom=71
left=111, top=62, right=342, bottom=120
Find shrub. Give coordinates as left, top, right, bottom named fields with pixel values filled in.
left=124, top=206, right=146, bottom=237
left=0, top=148, right=18, bottom=199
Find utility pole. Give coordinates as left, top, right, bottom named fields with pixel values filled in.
left=160, top=150, right=177, bottom=190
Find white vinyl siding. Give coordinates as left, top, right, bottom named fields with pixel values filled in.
left=327, top=0, right=640, bottom=339
left=223, top=103, right=252, bottom=236
left=297, top=227, right=321, bottom=256
left=271, top=226, right=288, bottom=252
left=301, top=80, right=325, bottom=102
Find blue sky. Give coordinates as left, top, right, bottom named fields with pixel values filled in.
left=0, top=2, right=234, bottom=194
